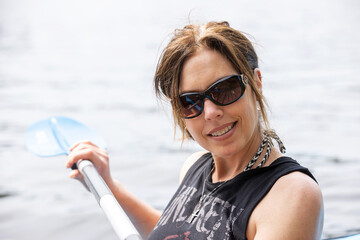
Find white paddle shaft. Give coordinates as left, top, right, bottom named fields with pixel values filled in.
left=77, top=160, right=142, bottom=240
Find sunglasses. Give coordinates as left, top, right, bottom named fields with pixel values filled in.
left=179, top=74, right=248, bottom=119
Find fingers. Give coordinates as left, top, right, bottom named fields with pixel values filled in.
left=66, top=148, right=95, bottom=168
left=66, top=141, right=107, bottom=169
left=66, top=140, right=112, bottom=185
left=69, top=140, right=99, bottom=151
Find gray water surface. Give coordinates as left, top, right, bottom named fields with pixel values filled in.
left=0, top=0, right=359, bottom=239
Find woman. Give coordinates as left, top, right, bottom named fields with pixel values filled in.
left=66, top=21, right=324, bottom=239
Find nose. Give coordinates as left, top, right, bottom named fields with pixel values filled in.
left=203, top=98, right=223, bottom=120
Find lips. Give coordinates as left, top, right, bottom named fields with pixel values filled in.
left=208, top=122, right=237, bottom=137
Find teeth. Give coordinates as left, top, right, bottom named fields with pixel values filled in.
left=211, top=123, right=235, bottom=137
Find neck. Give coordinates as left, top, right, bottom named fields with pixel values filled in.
left=211, top=131, right=263, bottom=183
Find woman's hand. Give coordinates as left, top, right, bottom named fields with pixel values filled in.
left=66, top=140, right=162, bottom=237
left=65, top=140, right=113, bottom=187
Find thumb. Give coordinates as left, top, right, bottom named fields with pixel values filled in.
left=69, top=170, right=90, bottom=192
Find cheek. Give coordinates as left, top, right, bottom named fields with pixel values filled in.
left=184, top=119, right=201, bottom=136
left=234, top=94, right=258, bottom=127
left=244, top=104, right=259, bottom=131
left=184, top=119, right=206, bottom=143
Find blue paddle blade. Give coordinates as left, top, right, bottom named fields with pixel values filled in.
left=25, top=116, right=107, bottom=157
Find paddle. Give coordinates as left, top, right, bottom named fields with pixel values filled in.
left=25, top=116, right=142, bottom=240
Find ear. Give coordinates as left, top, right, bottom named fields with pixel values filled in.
left=253, top=68, right=262, bottom=91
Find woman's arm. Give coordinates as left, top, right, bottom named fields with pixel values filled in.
left=107, top=179, right=162, bottom=237
left=247, top=172, right=324, bottom=240
left=66, top=141, right=161, bottom=238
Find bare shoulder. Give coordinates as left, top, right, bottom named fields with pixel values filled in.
left=249, top=171, right=324, bottom=240
left=271, top=172, right=323, bottom=220
left=179, top=151, right=209, bottom=184
left=274, top=171, right=322, bottom=201
left=257, top=171, right=323, bottom=216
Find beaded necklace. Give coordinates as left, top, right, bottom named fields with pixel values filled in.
left=189, top=131, right=286, bottom=224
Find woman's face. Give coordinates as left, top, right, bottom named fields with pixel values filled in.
left=179, top=47, right=261, bottom=160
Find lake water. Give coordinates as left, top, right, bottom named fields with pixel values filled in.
left=0, top=0, right=359, bottom=239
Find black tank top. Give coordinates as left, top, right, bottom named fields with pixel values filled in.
left=148, top=153, right=316, bottom=240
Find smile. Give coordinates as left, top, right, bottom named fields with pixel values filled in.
left=210, top=122, right=236, bottom=137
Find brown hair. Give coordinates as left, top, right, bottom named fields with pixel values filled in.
left=154, top=21, right=271, bottom=140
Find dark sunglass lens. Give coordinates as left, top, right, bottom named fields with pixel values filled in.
left=180, top=94, right=202, bottom=118
left=210, top=76, right=243, bottom=105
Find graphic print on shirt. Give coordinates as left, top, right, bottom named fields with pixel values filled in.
left=155, top=184, right=244, bottom=240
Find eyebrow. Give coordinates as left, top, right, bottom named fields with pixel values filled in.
left=179, top=74, right=233, bottom=95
